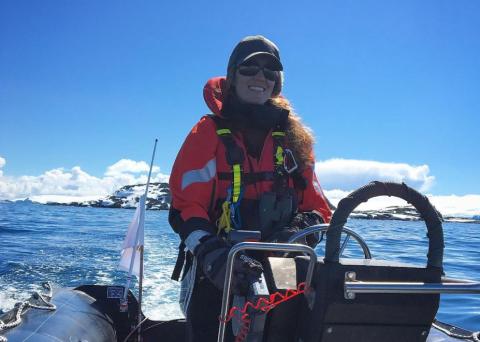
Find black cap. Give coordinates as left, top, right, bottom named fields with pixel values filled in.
left=227, top=35, right=283, bottom=72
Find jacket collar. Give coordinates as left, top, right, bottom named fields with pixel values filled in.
left=203, top=76, right=228, bottom=117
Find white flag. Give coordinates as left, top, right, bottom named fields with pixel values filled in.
left=118, top=194, right=145, bottom=277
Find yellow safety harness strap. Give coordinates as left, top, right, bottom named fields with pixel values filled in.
left=216, top=128, right=231, bottom=136
left=214, top=125, right=244, bottom=233
left=272, top=131, right=286, bottom=137
left=232, top=164, right=241, bottom=203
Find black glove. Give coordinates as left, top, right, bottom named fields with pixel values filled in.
left=267, top=212, right=324, bottom=245
left=290, top=212, right=325, bottom=247
left=194, top=235, right=264, bottom=295
left=267, top=226, right=299, bottom=243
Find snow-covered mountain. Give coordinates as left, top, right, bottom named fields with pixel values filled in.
left=33, top=183, right=479, bottom=223
left=46, top=183, right=171, bottom=210
left=36, top=183, right=480, bottom=223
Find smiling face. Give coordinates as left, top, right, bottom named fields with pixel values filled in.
left=233, top=55, right=278, bottom=105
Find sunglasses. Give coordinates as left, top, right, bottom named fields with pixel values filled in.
left=237, top=65, right=278, bottom=81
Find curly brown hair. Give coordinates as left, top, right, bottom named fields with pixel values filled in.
left=270, top=97, right=315, bottom=171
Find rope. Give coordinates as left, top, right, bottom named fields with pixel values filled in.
left=217, top=200, right=232, bottom=234
left=0, top=283, right=56, bottom=342
left=0, top=302, right=27, bottom=330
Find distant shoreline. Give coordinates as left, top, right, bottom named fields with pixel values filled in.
left=36, top=201, right=480, bottom=224
left=3, top=181, right=479, bottom=224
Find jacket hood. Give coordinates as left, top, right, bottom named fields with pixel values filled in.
left=203, top=76, right=228, bottom=117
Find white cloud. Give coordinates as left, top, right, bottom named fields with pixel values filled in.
left=316, top=158, right=435, bottom=192
left=105, top=159, right=161, bottom=177
left=0, top=157, right=169, bottom=202
left=317, top=159, right=478, bottom=217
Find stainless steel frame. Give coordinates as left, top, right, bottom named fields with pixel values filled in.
left=344, top=271, right=480, bottom=299
left=288, top=224, right=372, bottom=259
left=217, top=242, right=318, bottom=342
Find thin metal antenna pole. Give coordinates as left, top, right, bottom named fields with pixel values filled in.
left=138, top=245, right=144, bottom=342
left=138, top=138, right=158, bottom=342
left=143, top=138, right=158, bottom=199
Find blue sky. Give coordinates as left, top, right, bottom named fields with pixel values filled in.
left=1, top=0, right=479, bottom=199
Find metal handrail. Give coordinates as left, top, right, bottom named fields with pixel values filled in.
left=344, top=272, right=480, bottom=299
left=217, top=242, right=318, bottom=342
left=288, top=224, right=372, bottom=259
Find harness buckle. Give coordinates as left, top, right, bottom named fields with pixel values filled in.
left=283, top=149, right=298, bottom=174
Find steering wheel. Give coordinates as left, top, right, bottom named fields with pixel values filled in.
left=288, top=223, right=372, bottom=259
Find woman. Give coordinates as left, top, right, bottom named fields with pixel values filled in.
left=169, top=35, right=332, bottom=341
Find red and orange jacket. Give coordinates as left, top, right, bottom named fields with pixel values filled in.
left=169, top=77, right=332, bottom=241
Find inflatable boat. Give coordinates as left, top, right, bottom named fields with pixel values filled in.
left=1, top=182, right=479, bottom=342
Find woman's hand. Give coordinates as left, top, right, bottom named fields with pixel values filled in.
left=267, top=212, right=324, bottom=247
left=194, top=235, right=264, bottom=295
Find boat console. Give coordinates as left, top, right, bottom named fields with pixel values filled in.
left=216, top=182, right=479, bottom=342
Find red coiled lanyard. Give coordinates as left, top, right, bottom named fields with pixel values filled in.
left=221, top=282, right=307, bottom=342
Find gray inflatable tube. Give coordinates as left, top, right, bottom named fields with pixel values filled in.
left=2, top=288, right=116, bottom=342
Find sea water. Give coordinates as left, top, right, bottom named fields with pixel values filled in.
left=0, top=201, right=479, bottom=331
